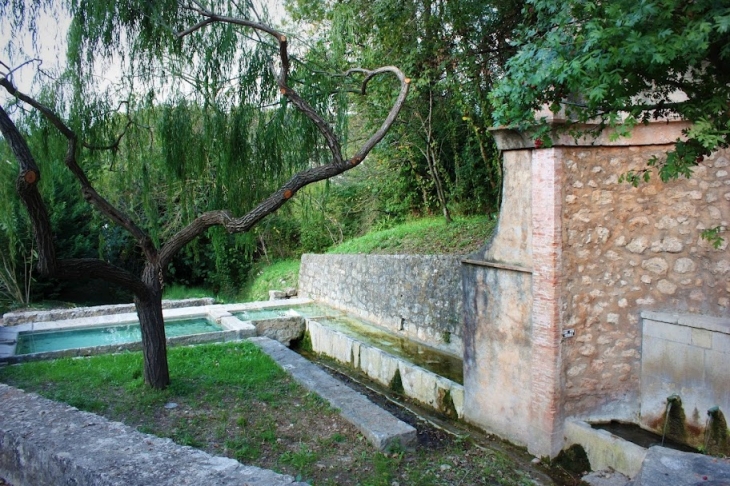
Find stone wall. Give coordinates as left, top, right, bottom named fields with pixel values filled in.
left=639, top=311, right=730, bottom=454
left=470, top=119, right=730, bottom=458
left=462, top=150, right=538, bottom=451
left=560, top=139, right=730, bottom=420
left=298, top=254, right=463, bottom=356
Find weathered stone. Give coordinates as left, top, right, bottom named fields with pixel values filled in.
left=672, top=258, right=696, bottom=274
left=269, top=290, right=287, bottom=300
left=0, top=385, right=306, bottom=486
left=632, top=446, right=730, bottom=486
left=626, top=237, right=649, bottom=254
left=714, top=260, right=730, bottom=274
left=641, top=258, right=668, bottom=275
left=656, top=279, right=677, bottom=295
left=650, top=237, right=683, bottom=253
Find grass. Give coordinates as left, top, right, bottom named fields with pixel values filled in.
left=0, top=342, right=537, bottom=486
left=328, top=216, right=496, bottom=255
left=237, top=259, right=301, bottom=302
left=239, top=216, right=496, bottom=304
left=162, top=284, right=218, bottom=301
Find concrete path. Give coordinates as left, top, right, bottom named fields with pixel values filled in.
left=0, top=384, right=306, bottom=486
left=250, top=336, right=417, bottom=451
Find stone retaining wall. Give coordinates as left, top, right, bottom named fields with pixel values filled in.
left=0, top=384, right=304, bottom=486
left=298, top=254, right=463, bottom=356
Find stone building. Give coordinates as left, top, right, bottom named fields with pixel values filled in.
left=463, top=118, right=730, bottom=458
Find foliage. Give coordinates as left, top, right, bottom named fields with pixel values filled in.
left=288, top=0, right=523, bottom=220
left=491, top=0, right=730, bottom=182
left=238, top=259, right=300, bottom=302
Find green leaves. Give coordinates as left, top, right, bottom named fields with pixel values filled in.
left=492, top=0, right=730, bottom=183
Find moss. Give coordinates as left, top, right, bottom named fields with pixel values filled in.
left=553, top=444, right=591, bottom=475
left=389, top=368, right=404, bottom=395
left=437, top=388, right=458, bottom=420
left=666, top=401, right=688, bottom=444
left=292, top=330, right=313, bottom=353
left=706, top=409, right=729, bottom=457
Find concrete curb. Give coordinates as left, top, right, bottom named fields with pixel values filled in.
left=249, top=337, right=417, bottom=451
left=0, top=384, right=306, bottom=486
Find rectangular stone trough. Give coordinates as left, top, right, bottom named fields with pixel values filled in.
left=306, top=319, right=464, bottom=419
left=563, top=418, right=648, bottom=478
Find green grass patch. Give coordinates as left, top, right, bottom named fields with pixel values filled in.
left=328, top=216, right=496, bottom=255
left=237, top=259, right=300, bottom=302
left=0, top=342, right=537, bottom=485
left=162, top=284, right=218, bottom=301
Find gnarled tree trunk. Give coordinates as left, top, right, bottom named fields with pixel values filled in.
left=137, top=263, right=169, bottom=389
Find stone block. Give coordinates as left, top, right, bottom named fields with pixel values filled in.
left=712, top=332, right=730, bottom=354
left=269, top=290, right=287, bottom=300
left=254, top=317, right=304, bottom=346
left=691, top=328, right=712, bottom=349
left=642, top=320, right=690, bottom=344
left=563, top=418, right=647, bottom=478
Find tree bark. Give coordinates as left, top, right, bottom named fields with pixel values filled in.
left=136, top=263, right=169, bottom=389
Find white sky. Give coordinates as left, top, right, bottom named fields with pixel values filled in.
left=0, top=1, right=290, bottom=96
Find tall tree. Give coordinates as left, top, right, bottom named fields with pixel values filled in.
left=491, top=0, right=730, bottom=183
left=288, top=0, right=525, bottom=220
left=0, top=1, right=409, bottom=388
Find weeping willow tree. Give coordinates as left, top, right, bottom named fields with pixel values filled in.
left=0, top=0, right=409, bottom=388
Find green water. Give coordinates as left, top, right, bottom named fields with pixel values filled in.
left=316, top=316, right=463, bottom=384
left=233, top=308, right=293, bottom=320
left=234, top=304, right=344, bottom=321
left=16, top=318, right=222, bottom=355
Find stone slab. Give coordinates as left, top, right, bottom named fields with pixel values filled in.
left=582, top=470, right=630, bottom=486
left=249, top=336, right=417, bottom=451
left=630, top=446, right=730, bottom=486
left=0, top=384, right=306, bottom=486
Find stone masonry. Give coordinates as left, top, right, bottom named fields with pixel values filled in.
left=466, top=119, right=730, bottom=458
left=560, top=140, right=730, bottom=420
left=298, top=254, right=463, bottom=357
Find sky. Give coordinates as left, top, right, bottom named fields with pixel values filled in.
left=0, top=1, right=290, bottom=96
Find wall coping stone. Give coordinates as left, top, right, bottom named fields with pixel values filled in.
left=641, top=311, right=730, bottom=335
left=0, top=383, right=305, bottom=486
left=490, top=120, right=691, bottom=151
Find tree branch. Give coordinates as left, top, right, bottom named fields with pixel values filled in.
left=177, top=8, right=344, bottom=165
left=0, top=78, right=158, bottom=262
left=0, top=104, right=147, bottom=297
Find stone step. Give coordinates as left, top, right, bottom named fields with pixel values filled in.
left=250, top=336, right=417, bottom=451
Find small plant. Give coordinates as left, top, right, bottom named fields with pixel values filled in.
left=279, top=443, right=319, bottom=477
